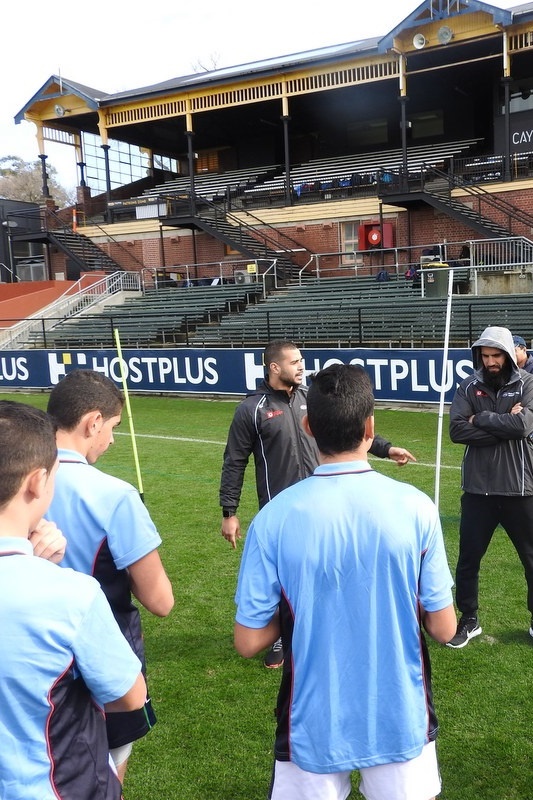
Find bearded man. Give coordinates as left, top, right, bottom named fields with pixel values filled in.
left=448, top=326, right=533, bottom=647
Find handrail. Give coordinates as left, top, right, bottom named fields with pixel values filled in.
left=377, top=161, right=533, bottom=237
left=0, top=271, right=141, bottom=350
left=7, top=207, right=145, bottom=273
left=80, top=217, right=147, bottom=271
left=139, top=257, right=278, bottom=293
left=235, top=205, right=313, bottom=262
left=423, top=163, right=533, bottom=233
left=0, top=262, right=18, bottom=281
left=164, top=193, right=298, bottom=274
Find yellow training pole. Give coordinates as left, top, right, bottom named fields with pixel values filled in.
left=114, top=328, right=145, bottom=502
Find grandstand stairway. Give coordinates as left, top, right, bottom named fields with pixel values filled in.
left=164, top=194, right=309, bottom=281
left=49, top=229, right=123, bottom=273
left=379, top=164, right=533, bottom=241
left=10, top=208, right=125, bottom=275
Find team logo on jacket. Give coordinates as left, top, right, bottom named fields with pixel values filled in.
left=475, top=390, right=488, bottom=397
left=266, top=409, right=283, bottom=418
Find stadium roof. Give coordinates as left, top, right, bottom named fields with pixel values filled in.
left=15, top=0, right=533, bottom=122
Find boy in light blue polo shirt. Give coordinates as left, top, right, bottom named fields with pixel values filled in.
left=45, top=368, right=174, bottom=783
left=235, top=365, right=456, bottom=800
left=0, top=400, right=146, bottom=800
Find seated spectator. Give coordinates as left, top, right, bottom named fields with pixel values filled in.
left=404, top=265, right=419, bottom=281
left=513, top=335, right=533, bottom=373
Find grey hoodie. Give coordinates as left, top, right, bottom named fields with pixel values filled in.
left=450, top=326, right=533, bottom=495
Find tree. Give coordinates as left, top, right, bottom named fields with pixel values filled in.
left=0, top=156, right=75, bottom=208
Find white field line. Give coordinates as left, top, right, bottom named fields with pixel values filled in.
left=115, top=431, right=461, bottom=470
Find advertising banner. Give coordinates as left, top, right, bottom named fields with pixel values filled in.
left=0, top=347, right=473, bottom=404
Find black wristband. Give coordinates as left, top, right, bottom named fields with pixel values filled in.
left=222, top=508, right=236, bottom=518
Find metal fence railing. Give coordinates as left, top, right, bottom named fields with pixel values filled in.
left=0, top=271, right=141, bottom=350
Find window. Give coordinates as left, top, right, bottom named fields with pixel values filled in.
left=347, top=118, right=388, bottom=148
left=81, top=133, right=156, bottom=193
left=341, top=221, right=359, bottom=264
left=409, top=110, right=443, bottom=139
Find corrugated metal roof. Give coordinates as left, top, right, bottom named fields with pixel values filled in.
left=103, top=37, right=381, bottom=104
left=15, top=1, right=533, bottom=119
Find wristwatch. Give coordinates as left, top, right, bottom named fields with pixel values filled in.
left=222, top=508, right=236, bottom=518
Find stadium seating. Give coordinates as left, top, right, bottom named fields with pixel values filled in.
left=188, top=277, right=533, bottom=348
left=239, top=139, right=481, bottom=204
left=27, top=283, right=263, bottom=349
left=22, top=273, right=533, bottom=350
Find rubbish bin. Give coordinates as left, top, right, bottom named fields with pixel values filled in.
left=423, top=262, right=449, bottom=298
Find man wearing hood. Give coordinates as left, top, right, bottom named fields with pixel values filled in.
left=448, top=326, right=533, bottom=648
left=219, top=339, right=416, bottom=667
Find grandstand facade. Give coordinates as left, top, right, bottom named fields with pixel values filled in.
left=3, top=0, right=533, bottom=351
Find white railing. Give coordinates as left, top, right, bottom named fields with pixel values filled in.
left=468, top=237, right=533, bottom=270
left=303, top=236, right=533, bottom=285
left=0, top=271, right=141, bottom=350
left=140, top=257, right=278, bottom=298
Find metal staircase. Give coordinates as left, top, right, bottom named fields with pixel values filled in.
left=378, top=164, right=533, bottom=241
left=162, top=193, right=312, bottom=282
left=48, top=227, right=123, bottom=273
left=8, top=207, right=131, bottom=276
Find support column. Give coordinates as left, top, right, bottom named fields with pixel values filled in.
left=101, top=145, right=112, bottom=221
left=282, top=114, right=292, bottom=206
left=39, top=154, right=50, bottom=198
left=186, top=130, right=196, bottom=215
left=398, top=52, right=409, bottom=192
left=502, top=77, right=512, bottom=183
left=77, top=161, right=87, bottom=187
left=502, top=29, right=512, bottom=183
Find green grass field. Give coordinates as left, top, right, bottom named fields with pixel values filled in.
left=5, top=392, right=533, bottom=800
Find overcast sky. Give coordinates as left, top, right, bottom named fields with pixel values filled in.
left=2, top=0, right=518, bottom=190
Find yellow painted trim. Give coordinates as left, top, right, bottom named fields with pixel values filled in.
left=395, top=11, right=503, bottom=53
left=508, top=23, right=533, bottom=53
left=103, top=54, right=399, bottom=129
left=231, top=199, right=403, bottom=225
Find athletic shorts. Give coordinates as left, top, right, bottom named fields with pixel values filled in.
left=270, top=742, right=441, bottom=800
left=105, top=697, right=156, bottom=748
left=110, top=741, right=133, bottom=769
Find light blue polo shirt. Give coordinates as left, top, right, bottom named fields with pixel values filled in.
left=236, top=461, right=454, bottom=774
left=0, top=537, right=141, bottom=799
left=47, top=448, right=162, bottom=575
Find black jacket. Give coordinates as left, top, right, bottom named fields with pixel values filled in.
left=449, top=326, right=533, bottom=495
left=220, top=379, right=391, bottom=511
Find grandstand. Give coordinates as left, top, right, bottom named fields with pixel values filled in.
left=11, top=268, right=532, bottom=351
left=1, top=0, right=531, bottom=360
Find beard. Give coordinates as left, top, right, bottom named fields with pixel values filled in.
left=482, top=362, right=512, bottom=390
left=277, top=371, right=302, bottom=390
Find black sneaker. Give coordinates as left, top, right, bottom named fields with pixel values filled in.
left=446, top=616, right=482, bottom=649
left=264, top=638, right=284, bottom=668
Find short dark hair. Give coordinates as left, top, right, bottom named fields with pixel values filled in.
left=0, top=401, right=57, bottom=508
left=307, top=364, right=374, bottom=456
left=47, top=370, right=124, bottom=430
left=263, top=340, right=300, bottom=373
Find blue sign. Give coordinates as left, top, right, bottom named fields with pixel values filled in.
left=0, top=347, right=473, bottom=404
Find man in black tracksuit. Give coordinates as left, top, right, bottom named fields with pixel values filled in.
left=219, top=340, right=416, bottom=667
left=448, top=325, right=533, bottom=648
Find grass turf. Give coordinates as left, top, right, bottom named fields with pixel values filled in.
left=4, top=392, right=533, bottom=800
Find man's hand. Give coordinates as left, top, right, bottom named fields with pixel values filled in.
left=29, top=519, right=67, bottom=564
left=221, top=516, right=241, bottom=549
left=511, top=403, right=524, bottom=415
left=388, top=446, right=416, bottom=466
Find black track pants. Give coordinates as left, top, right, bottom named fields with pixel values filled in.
left=456, top=492, right=533, bottom=617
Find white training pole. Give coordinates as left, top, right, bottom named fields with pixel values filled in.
left=434, top=267, right=454, bottom=510
left=114, top=328, right=145, bottom=502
